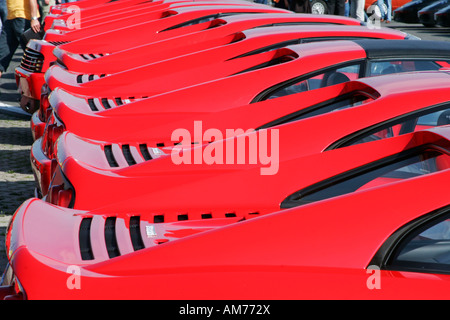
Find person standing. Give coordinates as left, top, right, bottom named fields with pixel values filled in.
left=273, top=0, right=291, bottom=10
left=0, top=0, right=7, bottom=33
left=291, top=0, right=311, bottom=13
left=37, top=0, right=55, bottom=24
left=350, top=0, right=366, bottom=21
left=328, top=0, right=346, bottom=15
left=378, top=0, right=391, bottom=22
left=0, top=0, right=41, bottom=78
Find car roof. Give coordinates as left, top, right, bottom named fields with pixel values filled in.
left=353, top=39, right=450, bottom=59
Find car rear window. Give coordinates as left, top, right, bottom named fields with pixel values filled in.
left=281, top=146, right=449, bottom=209
left=328, top=103, right=450, bottom=149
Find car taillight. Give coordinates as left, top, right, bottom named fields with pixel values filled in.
left=48, top=184, right=73, bottom=207
left=43, top=112, right=65, bottom=159
left=46, top=167, right=75, bottom=208
left=39, top=84, right=52, bottom=122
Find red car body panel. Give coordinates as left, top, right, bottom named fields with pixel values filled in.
left=41, top=40, right=448, bottom=142
left=15, top=2, right=290, bottom=112
left=44, top=0, right=267, bottom=31
left=3, top=127, right=450, bottom=299
left=36, top=72, right=450, bottom=209
left=43, top=2, right=276, bottom=43
left=43, top=26, right=409, bottom=98
left=31, top=23, right=402, bottom=132
left=49, top=12, right=363, bottom=75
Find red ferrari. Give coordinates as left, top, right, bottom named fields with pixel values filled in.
left=16, top=1, right=291, bottom=113
left=2, top=126, right=449, bottom=299
left=29, top=39, right=450, bottom=196
left=34, top=37, right=440, bottom=144
left=35, top=71, right=450, bottom=208
left=33, top=27, right=415, bottom=139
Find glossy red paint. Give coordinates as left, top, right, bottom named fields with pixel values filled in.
left=43, top=26, right=408, bottom=104
left=31, top=24, right=408, bottom=136
left=16, top=1, right=290, bottom=111
left=4, top=127, right=450, bottom=299
left=44, top=92, right=450, bottom=210
left=30, top=69, right=450, bottom=198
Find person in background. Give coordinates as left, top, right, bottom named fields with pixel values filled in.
left=0, top=0, right=40, bottom=78
left=291, top=0, right=311, bottom=13
left=37, top=0, right=55, bottom=24
left=254, top=0, right=269, bottom=4
left=0, top=0, right=7, bottom=33
left=328, top=0, right=346, bottom=15
left=273, top=0, right=291, bottom=10
left=377, top=0, right=391, bottom=22
left=350, top=0, right=366, bottom=21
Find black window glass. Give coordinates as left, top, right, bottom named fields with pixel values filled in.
left=369, top=60, right=445, bottom=76
left=281, top=148, right=449, bottom=209
left=336, top=104, right=450, bottom=148
left=262, top=63, right=361, bottom=100
left=258, top=92, right=376, bottom=130
left=388, top=213, right=450, bottom=274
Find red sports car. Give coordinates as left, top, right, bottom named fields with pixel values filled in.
left=36, top=71, right=450, bottom=208
left=34, top=37, right=437, bottom=144
left=15, top=1, right=291, bottom=113
left=30, top=40, right=450, bottom=195
left=32, top=27, right=415, bottom=139
left=2, top=126, right=449, bottom=299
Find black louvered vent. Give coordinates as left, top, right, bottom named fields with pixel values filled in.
left=104, top=145, right=119, bottom=167
left=122, top=144, right=137, bottom=166
left=139, top=144, right=152, bottom=161
left=79, top=218, right=94, bottom=260
left=104, top=217, right=120, bottom=258
left=129, top=216, right=145, bottom=251
left=48, top=41, right=70, bottom=46
left=87, top=98, right=98, bottom=111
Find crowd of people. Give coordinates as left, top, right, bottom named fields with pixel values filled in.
left=0, top=0, right=79, bottom=79
left=265, top=0, right=391, bottom=24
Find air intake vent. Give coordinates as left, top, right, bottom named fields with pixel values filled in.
left=48, top=40, right=70, bottom=46
left=104, top=145, right=119, bottom=167
left=79, top=218, right=94, bottom=260
left=85, top=97, right=142, bottom=112
left=76, top=73, right=107, bottom=84
left=122, top=144, right=137, bottom=165
left=129, top=216, right=145, bottom=251
left=20, top=47, right=45, bottom=72
left=104, top=217, right=120, bottom=258
left=104, top=143, right=156, bottom=168
left=139, top=144, right=152, bottom=161
left=78, top=53, right=106, bottom=60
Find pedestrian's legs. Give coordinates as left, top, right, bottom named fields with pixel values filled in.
left=328, top=0, right=336, bottom=14
left=386, top=0, right=392, bottom=21
left=377, top=0, right=386, bottom=20
left=0, top=18, right=30, bottom=74
left=336, top=0, right=346, bottom=15
left=356, top=0, right=365, bottom=21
